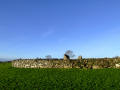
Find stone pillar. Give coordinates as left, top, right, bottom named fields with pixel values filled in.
left=64, top=54, right=70, bottom=61
left=63, top=54, right=71, bottom=68
left=78, top=56, right=82, bottom=60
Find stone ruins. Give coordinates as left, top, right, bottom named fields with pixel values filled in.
left=12, top=55, right=120, bottom=69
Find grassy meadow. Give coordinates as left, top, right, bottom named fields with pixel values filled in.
left=0, top=62, right=120, bottom=90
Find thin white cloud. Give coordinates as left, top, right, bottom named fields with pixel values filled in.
left=57, top=38, right=68, bottom=44
left=41, top=29, right=55, bottom=38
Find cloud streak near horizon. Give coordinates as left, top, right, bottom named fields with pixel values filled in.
left=41, top=29, right=55, bottom=38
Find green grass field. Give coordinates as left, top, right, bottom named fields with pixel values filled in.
left=0, top=62, right=120, bottom=90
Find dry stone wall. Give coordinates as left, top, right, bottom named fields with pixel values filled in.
left=12, top=59, right=72, bottom=68
left=12, top=57, right=120, bottom=69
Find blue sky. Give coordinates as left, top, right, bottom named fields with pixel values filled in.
left=0, top=0, right=120, bottom=59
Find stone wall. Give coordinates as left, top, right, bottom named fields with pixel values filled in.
left=12, top=57, right=120, bottom=69
left=12, top=59, right=72, bottom=68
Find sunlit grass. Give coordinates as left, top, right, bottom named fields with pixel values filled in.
left=0, top=62, right=120, bottom=90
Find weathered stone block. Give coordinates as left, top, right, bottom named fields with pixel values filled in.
left=64, top=54, right=70, bottom=60
left=92, top=65, right=100, bottom=69
left=116, top=63, right=120, bottom=68
left=78, top=56, right=82, bottom=60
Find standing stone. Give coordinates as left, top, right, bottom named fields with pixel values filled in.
left=78, top=56, right=82, bottom=60
left=64, top=54, right=70, bottom=61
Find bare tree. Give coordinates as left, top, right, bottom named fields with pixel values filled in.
left=65, top=50, right=75, bottom=58
left=45, top=55, right=52, bottom=59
